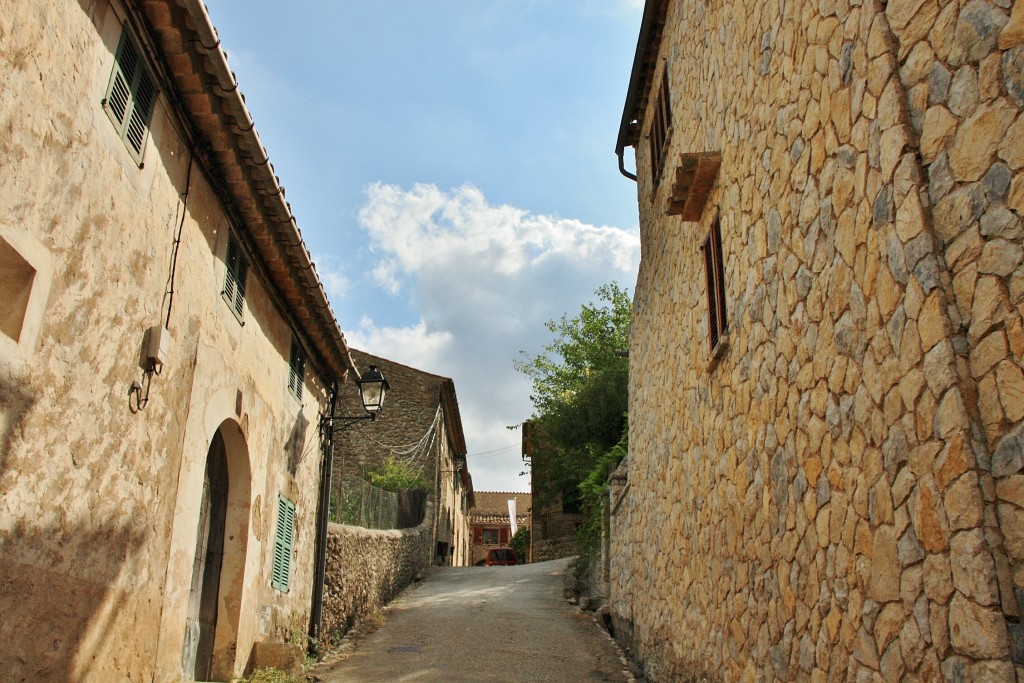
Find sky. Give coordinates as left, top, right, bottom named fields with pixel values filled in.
left=205, top=1, right=645, bottom=492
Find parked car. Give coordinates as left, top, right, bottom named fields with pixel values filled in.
left=485, top=547, right=518, bottom=566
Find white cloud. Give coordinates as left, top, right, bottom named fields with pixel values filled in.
left=311, top=253, right=351, bottom=301
left=346, top=317, right=453, bottom=372
left=348, top=183, right=639, bottom=491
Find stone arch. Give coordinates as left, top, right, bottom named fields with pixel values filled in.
left=183, top=418, right=251, bottom=681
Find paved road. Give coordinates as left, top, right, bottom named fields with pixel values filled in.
left=314, top=558, right=631, bottom=683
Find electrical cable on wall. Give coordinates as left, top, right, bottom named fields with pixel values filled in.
left=163, top=152, right=193, bottom=329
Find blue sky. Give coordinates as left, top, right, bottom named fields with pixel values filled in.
left=207, top=1, right=644, bottom=491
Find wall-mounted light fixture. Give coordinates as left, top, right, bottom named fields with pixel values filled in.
left=319, top=364, right=391, bottom=438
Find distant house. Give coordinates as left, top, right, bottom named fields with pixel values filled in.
left=333, top=350, right=475, bottom=566
left=470, top=492, right=531, bottom=564
left=0, top=1, right=363, bottom=680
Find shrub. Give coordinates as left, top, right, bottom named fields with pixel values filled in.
left=361, top=456, right=430, bottom=492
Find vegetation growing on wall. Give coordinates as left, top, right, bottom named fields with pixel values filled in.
left=361, top=456, right=431, bottom=492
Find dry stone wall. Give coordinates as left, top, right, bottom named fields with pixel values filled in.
left=320, top=502, right=434, bottom=643
left=612, top=0, right=1023, bottom=679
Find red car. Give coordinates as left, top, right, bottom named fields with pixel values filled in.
left=485, top=547, right=518, bottom=566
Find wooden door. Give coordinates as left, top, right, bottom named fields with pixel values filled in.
left=182, top=432, right=229, bottom=680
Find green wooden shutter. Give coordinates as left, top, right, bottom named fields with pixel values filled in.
left=223, top=235, right=248, bottom=317
left=272, top=495, right=296, bottom=592
left=288, top=341, right=305, bottom=400
left=104, top=30, right=157, bottom=163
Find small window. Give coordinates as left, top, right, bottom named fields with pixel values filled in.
left=0, top=238, right=36, bottom=343
left=482, top=528, right=499, bottom=545
left=271, top=495, right=296, bottom=592
left=222, top=234, right=248, bottom=321
left=649, top=69, right=672, bottom=185
left=702, top=214, right=728, bottom=353
left=288, top=340, right=305, bottom=401
left=103, top=29, right=158, bottom=164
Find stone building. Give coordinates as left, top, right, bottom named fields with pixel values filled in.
left=470, top=491, right=532, bottom=564
left=0, top=1, right=364, bottom=680
left=332, top=350, right=475, bottom=567
left=521, top=421, right=585, bottom=563
left=610, top=0, right=1024, bottom=679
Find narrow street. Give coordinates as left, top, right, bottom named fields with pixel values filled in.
left=313, top=558, right=631, bottom=683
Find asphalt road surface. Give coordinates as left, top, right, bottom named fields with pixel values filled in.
left=314, top=557, right=631, bottom=683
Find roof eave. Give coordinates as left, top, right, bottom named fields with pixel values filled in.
left=138, top=0, right=358, bottom=382
left=615, top=0, right=671, bottom=158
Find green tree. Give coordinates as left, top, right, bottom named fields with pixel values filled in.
left=510, top=526, right=531, bottom=563
left=515, top=283, right=631, bottom=512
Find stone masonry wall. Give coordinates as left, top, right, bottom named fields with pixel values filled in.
left=320, top=501, right=434, bottom=644
left=612, top=0, right=1023, bottom=680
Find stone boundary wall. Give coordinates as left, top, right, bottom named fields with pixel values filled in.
left=534, top=537, right=579, bottom=563
left=320, top=501, right=434, bottom=643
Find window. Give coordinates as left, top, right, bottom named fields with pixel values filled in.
left=649, top=69, right=672, bottom=185
left=271, top=495, right=296, bottom=592
left=702, top=214, right=728, bottom=353
left=103, top=29, right=158, bottom=164
left=222, top=234, right=248, bottom=320
left=288, top=340, right=305, bottom=401
left=0, top=238, right=36, bottom=343
left=482, top=528, right=499, bottom=545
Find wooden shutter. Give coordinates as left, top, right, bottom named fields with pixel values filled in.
left=703, top=215, right=728, bottom=352
left=649, top=69, right=672, bottom=184
left=271, top=495, right=296, bottom=592
left=105, top=30, right=157, bottom=163
left=224, top=235, right=248, bottom=317
left=288, top=341, right=305, bottom=400
left=473, top=527, right=483, bottom=544
left=499, top=527, right=509, bottom=545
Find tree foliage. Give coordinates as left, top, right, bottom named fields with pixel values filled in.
left=515, top=283, right=631, bottom=508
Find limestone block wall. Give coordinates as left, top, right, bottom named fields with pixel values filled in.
left=611, top=0, right=1022, bottom=679
left=0, top=2, right=335, bottom=680
left=320, top=501, right=434, bottom=643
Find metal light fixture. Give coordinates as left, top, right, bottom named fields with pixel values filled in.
left=355, top=364, right=389, bottom=418
left=311, top=363, right=390, bottom=648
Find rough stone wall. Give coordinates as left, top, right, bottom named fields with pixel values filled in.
left=0, top=2, right=333, bottom=680
left=320, top=501, right=434, bottom=643
left=612, top=0, right=1023, bottom=680
left=333, top=350, right=472, bottom=565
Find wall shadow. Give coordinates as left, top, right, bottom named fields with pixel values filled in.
left=0, top=522, right=147, bottom=682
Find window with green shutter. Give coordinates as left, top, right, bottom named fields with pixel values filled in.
left=288, top=340, right=305, bottom=401
left=271, top=495, right=296, bottom=592
left=103, top=28, right=158, bottom=164
left=222, top=234, right=248, bottom=321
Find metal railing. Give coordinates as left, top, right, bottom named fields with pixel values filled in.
left=330, top=478, right=399, bottom=529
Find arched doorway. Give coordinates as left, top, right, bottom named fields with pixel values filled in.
left=182, top=421, right=250, bottom=681
left=184, top=430, right=228, bottom=680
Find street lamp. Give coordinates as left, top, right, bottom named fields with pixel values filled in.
left=311, top=363, right=390, bottom=648
left=320, top=364, right=391, bottom=439
left=355, top=364, right=390, bottom=418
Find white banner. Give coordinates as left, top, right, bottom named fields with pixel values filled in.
left=507, top=498, right=518, bottom=537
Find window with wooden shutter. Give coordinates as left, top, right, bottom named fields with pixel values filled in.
left=288, top=340, right=305, bottom=401
left=649, top=69, right=672, bottom=186
left=222, top=234, right=248, bottom=321
left=271, top=495, right=296, bottom=592
left=103, top=29, right=158, bottom=164
left=482, top=528, right=499, bottom=545
left=702, top=214, right=728, bottom=353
